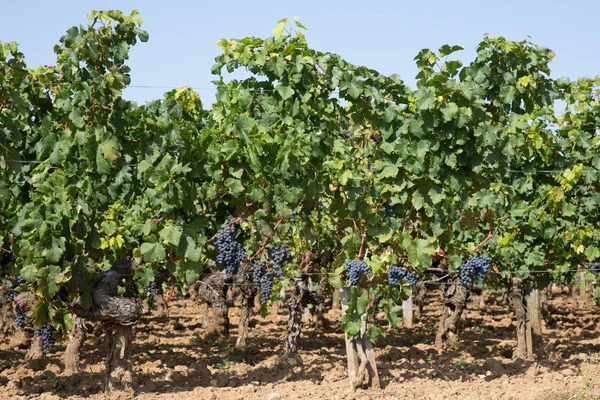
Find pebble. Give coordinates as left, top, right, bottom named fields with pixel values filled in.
left=267, top=392, right=281, bottom=400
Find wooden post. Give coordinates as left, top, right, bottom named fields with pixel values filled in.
left=340, top=288, right=380, bottom=390
left=402, top=296, right=413, bottom=328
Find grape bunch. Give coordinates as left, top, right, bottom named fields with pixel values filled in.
left=15, top=303, right=26, bottom=328
left=35, top=324, right=55, bottom=354
left=252, top=261, right=267, bottom=284
left=2, top=252, right=16, bottom=266
left=259, top=270, right=282, bottom=305
left=144, top=281, right=162, bottom=296
left=345, top=259, right=371, bottom=286
left=384, top=203, right=396, bottom=218
left=267, top=244, right=293, bottom=267
left=588, top=263, right=600, bottom=277
left=7, top=291, right=15, bottom=301
left=458, top=255, right=492, bottom=286
left=16, top=275, right=27, bottom=285
left=388, top=265, right=418, bottom=287
left=213, top=221, right=248, bottom=277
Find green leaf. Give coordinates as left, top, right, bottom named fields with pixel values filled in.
left=159, top=224, right=182, bottom=246
left=276, top=84, right=294, bottom=100
left=39, top=265, right=68, bottom=298
left=342, top=316, right=362, bottom=338
left=99, top=138, right=119, bottom=161
left=366, top=324, right=384, bottom=343
left=378, top=163, right=399, bottom=179
left=438, top=44, right=464, bottom=57
left=428, top=188, right=445, bottom=205
left=184, top=237, right=202, bottom=262
left=356, top=291, right=369, bottom=315
left=585, top=246, right=600, bottom=261
left=328, top=275, right=343, bottom=290
left=387, top=301, right=402, bottom=328
left=140, top=242, right=166, bottom=263
left=69, top=108, right=85, bottom=128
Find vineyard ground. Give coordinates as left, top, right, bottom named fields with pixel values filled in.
left=1, top=290, right=600, bottom=400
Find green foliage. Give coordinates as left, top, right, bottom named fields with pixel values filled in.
left=1, top=12, right=599, bottom=341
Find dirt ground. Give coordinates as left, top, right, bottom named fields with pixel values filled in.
left=1, top=288, right=599, bottom=400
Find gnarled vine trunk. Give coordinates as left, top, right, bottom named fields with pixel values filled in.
left=189, top=271, right=229, bottom=338
left=282, top=276, right=324, bottom=367
left=25, top=335, right=44, bottom=360
left=0, top=287, right=14, bottom=339
left=64, top=314, right=87, bottom=375
left=331, top=289, right=341, bottom=310
left=71, top=257, right=142, bottom=391
left=314, top=275, right=329, bottom=329
left=435, top=277, right=469, bottom=351
left=414, top=282, right=426, bottom=320
left=152, top=293, right=169, bottom=320
left=104, top=324, right=134, bottom=392
left=510, top=276, right=529, bottom=358
left=234, top=260, right=256, bottom=350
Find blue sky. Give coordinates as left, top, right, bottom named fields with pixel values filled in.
left=2, top=0, right=598, bottom=105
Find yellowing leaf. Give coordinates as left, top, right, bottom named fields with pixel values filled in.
left=272, top=18, right=288, bottom=37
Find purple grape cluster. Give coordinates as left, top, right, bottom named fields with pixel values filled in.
left=459, top=255, right=492, bottom=286
left=259, top=269, right=282, bottom=305
left=345, top=259, right=371, bottom=286
left=144, top=281, right=162, bottom=296
left=35, top=324, right=55, bottom=354
left=588, top=263, right=600, bottom=277
left=388, top=265, right=418, bottom=287
left=16, top=275, right=27, bottom=285
left=213, top=220, right=248, bottom=277
left=2, top=252, right=16, bottom=266
left=267, top=244, right=293, bottom=266
left=8, top=291, right=26, bottom=328
left=384, top=203, right=396, bottom=218
left=252, top=261, right=267, bottom=284
left=15, top=303, right=25, bottom=328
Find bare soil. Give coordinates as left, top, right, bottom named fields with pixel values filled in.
left=1, top=290, right=599, bottom=400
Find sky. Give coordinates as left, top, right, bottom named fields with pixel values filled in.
left=1, top=0, right=599, bottom=106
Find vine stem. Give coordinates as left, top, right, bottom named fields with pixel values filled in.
left=251, top=216, right=285, bottom=260
left=357, top=227, right=367, bottom=260
left=233, top=202, right=254, bottom=224
left=474, top=232, right=493, bottom=251
left=0, top=246, right=9, bottom=253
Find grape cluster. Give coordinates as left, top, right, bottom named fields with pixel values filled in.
left=7, top=291, right=15, bottom=301
left=35, top=324, right=55, bottom=354
left=345, top=259, right=371, bottom=286
left=564, top=270, right=575, bottom=284
left=16, top=275, right=27, bottom=285
left=252, top=261, right=267, bottom=284
left=144, top=281, right=162, bottom=296
left=458, top=255, right=492, bottom=286
left=384, top=203, right=395, bottom=218
left=2, top=252, right=16, bottom=266
left=259, top=270, right=282, bottom=305
left=213, top=221, right=247, bottom=277
left=267, top=244, right=293, bottom=266
left=15, top=303, right=25, bottom=328
left=588, top=263, right=600, bottom=277
left=388, top=265, right=418, bottom=287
